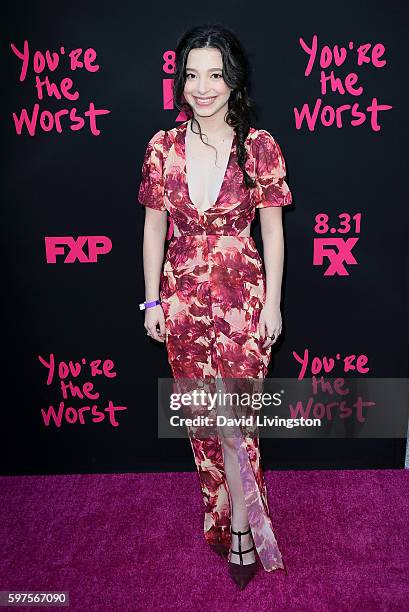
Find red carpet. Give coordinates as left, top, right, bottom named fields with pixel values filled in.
left=1, top=469, right=408, bottom=611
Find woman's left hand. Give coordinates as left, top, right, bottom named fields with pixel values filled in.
left=259, top=303, right=282, bottom=349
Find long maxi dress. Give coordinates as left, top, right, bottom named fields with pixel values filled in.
left=138, top=119, right=293, bottom=572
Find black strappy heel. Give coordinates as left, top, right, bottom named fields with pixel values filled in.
left=228, top=527, right=258, bottom=589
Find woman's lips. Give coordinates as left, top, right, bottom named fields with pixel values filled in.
left=193, top=96, right=217, bottom=106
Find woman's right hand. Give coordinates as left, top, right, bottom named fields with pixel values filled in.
left=144, top=304, right=166, bottom=343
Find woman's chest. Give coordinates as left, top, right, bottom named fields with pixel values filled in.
left=185, top=137, right=234, bottom=213
left=163, top=136, right=256, bottom=215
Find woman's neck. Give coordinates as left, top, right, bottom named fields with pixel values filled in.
left=189, top=114, right=233, bottom=141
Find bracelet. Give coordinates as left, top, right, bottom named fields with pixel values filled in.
left=139, top=299, right=161, bottom=311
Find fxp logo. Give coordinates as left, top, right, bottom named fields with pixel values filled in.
left=45, top=236, right=112, bottom=263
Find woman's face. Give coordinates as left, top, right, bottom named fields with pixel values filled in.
left=183, top=47, right=232, bottom=119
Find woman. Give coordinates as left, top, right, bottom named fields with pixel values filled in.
left=138, top=24, right=293, bottom=589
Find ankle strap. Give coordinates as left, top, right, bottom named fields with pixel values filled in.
left=230, top=545, right=255, bottom=557
left=230, top=527, right=254, bottom=565
left=231, top=527, right=251, bottom=536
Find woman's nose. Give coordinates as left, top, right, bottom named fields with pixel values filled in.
left=196, top=79, right=213, bottom=94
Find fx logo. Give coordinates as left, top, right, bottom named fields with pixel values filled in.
left=313, top=238, right=359, bottom=276
left=45, top=236, right=112, bottom=263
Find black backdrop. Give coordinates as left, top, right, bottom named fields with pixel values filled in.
left=2, top=1, right=408, bottom=475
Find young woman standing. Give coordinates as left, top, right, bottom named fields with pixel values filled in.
left=138, top=24, right=293, bottom=589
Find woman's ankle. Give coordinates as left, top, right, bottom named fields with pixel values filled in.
left=229, top=529, right=256, bottom=566
left=232, top=525, right=250, bottom=533
left=231, top=517, right=250, bottom=533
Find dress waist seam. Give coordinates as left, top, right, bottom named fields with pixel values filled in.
left=171, top=232, right=253, bottom=239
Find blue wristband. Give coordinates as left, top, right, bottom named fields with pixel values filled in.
left=139, top=299, right=161, bottom=311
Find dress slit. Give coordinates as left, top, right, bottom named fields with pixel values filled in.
left=184, top=310, right=285, bottom=572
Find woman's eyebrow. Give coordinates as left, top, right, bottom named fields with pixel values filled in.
left=186, top=67, right=223, bottom=72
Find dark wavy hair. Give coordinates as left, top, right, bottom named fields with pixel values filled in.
left=173, top=23, right=257, bottom=189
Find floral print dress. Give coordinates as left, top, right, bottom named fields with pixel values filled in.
left=138, top=119, right=292, bottom=572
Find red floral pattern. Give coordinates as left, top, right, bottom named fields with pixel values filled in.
left=138, top=120, right=292, bottom=572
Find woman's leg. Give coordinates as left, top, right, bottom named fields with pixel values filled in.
left=219, top=433, right=256, bottom=565
left=187, top=433, right=232, bottom=554
left=183, top=378, right=284, bottom=572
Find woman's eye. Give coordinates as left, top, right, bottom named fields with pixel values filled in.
left=186, top=73, right=223, bottom=79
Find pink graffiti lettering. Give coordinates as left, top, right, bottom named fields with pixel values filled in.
left=297, top=35, right=392, bottom=131
left=293, top=349, right=370, bottom=380
left=38, top=353, right=117, bottom=385
left=13, top=102, right=110, bottom=136
left=294, top=97, right=392, bottom=131
left=288, top=394, right=375, bottom=423
left=300, top=34, right=386, bottom=77
left=10, top=40, right=99, bottom=81
left=10, top=40, right=108, bottom=135
left=41, top=400, right=127, bottom=427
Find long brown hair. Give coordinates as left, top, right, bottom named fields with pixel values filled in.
left=173, top=23, right=257, bottom=189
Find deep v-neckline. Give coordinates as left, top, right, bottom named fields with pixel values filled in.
left=182, top=120, right=236, bottom=215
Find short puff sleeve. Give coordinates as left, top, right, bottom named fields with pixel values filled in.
left=137, top=129, right=166, bottom=211
left=253, top=129, right=293, bottom=208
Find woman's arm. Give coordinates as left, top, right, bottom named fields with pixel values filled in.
left=260, top=207, right=284, bottom=307
left=143, top=207, right=167, bottom=343
left=258, top=206, right=284, bottom=347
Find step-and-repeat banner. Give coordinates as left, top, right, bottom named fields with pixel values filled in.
left=2, top=2, right=408, bottom=474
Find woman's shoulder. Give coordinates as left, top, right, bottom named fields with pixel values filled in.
left=147, top=123, right=183, bottom=149
left=146, top=128, right=166, bottom=145
left=248, top=127, right=280, bottom=157
left=249, top=126, right=276, bottom=143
